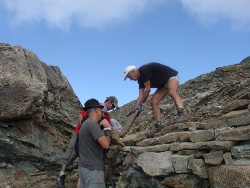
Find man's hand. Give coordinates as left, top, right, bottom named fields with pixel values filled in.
left=135, top=103, right=143, bottom=112
left=126, top=109, right=136, bottom=117
left=103, top=127, right=112, bottom=139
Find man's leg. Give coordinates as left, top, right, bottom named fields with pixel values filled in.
left=76, top=177, right=81, bottom=188
left=167, top=77, right=187, bottom=123
left=146, top=88, right=169, bottom=138
left=57, top=132, right=78, bottom=188
left=151, top=87, right=169, bottom=122
left=60, top=164, right=67, bottom=174
left=167, top=77, right=183, bottom=110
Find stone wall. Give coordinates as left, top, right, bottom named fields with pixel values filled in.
left=107, top=95, right=250, bottom=187
left=108, top=57, right=250, bottom=187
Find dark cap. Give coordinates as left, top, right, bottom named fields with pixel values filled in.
left=83, top=98, right=104, bottom=111
left=106, top=96, right=119, bottom=109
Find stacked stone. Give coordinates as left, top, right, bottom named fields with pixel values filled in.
left=107, top=93, right=250, bottom=188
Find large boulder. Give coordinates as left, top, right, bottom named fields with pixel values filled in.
left=0, top=43, right=47, bottom=121
left=0, top=43, right=82, bottom=173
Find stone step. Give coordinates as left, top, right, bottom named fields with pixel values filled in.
left=170, top=141, right=235, bottom=151
left=223, top=99, right=250, bottom=113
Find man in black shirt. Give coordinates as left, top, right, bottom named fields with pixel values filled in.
left=124, top=62, right=186, bottom=135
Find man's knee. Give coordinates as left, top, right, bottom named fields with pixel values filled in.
left=150, top=98, right=157, bottom=106
left=168, top=89, right=178, bottom=98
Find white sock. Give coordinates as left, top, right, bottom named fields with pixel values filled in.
left=59, top=171, right=65, bottom=176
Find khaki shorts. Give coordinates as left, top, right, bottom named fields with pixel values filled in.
left=164, top=74, right=180, bottom=87
left=79, top=167, right=105, bottom=188
left=169, top=74, right=179, bottom=82
left=62, top=131, right=78, bottom=165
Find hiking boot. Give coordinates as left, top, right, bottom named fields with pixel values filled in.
left=154, top=122, right=164, bottom=132
left=146, top=122, right=164, bottom=138
left=173, top=108, right=188, bottom=124
left=146, top=129, right=156, bottom=138
left=56, top=175, right=65, bottom=188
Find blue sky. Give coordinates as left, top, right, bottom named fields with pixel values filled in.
left=1, top=0, right=249, bottom=107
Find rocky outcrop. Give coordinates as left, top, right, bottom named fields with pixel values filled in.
left=0, top=43, right=82, bottom=174
left=1, top=42, right=250, bottom=188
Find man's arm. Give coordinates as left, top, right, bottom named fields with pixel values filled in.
left=97, top=136, right=111, bottom=149
left=78, top=114, right=83, bottom=124
left=135, top=80, right=151, bottom=107
left=100, top=119, right=112, bottom=128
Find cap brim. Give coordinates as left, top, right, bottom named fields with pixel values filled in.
left=124, top=76, right=128, bottom=81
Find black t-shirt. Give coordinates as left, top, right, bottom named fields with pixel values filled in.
left=138, top=62, right=178, bottom=89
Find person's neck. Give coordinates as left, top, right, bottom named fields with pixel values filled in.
left=137, top=69, right=140, bottom=77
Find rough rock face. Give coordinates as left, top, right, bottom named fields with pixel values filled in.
left=0, top=43, right=82, bottom=175
left=1, top=42, right=250, bottom=188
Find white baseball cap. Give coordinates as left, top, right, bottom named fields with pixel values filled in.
left=124, top=65, right=136, bottom=80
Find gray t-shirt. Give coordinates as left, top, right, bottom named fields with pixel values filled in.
left=78, top=117, right=105, bottom=170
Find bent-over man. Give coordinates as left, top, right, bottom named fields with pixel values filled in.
left=124, top=62, right=186, bottom=136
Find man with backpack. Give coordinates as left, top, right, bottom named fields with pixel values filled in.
left=56, top=96, right=119, bottom=188
left=78, top=98, right=112, bottom=188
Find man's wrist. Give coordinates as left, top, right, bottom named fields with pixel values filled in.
left=103, top=127, right=112, bottom=139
